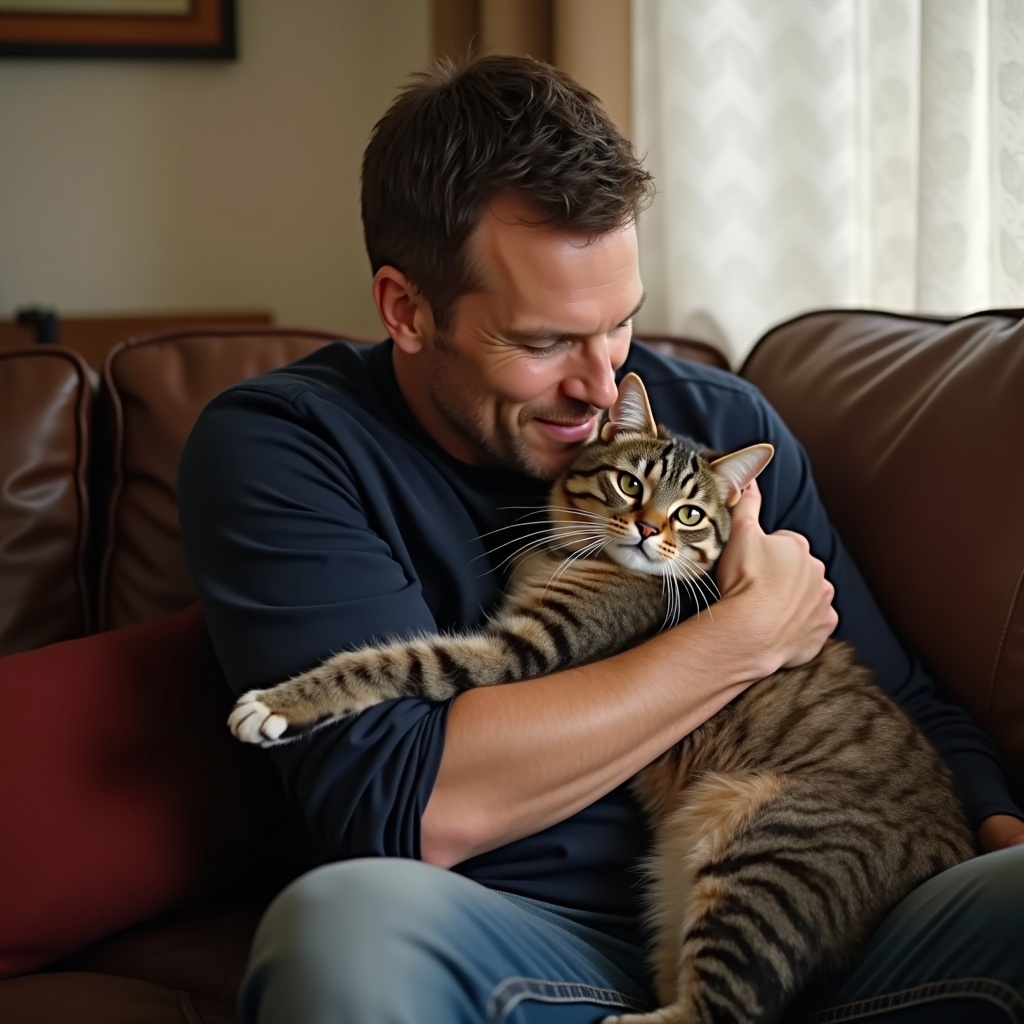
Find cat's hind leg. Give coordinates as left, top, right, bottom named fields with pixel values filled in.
left=605, top=770, right=796, bottom=1024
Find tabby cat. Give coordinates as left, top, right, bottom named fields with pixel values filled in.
left=229, top=372, right=975, bottom=1024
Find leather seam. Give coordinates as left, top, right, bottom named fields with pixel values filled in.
left=987, top=555, right=1024, bottom=726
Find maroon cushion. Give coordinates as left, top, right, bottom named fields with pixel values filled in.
left=0, top=604, right=265, bottom=978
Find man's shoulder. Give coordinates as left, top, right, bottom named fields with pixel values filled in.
left=194, top=338, right=400, bottom=437
left=625, top=341, right=769, bottom=444
left=219, top=338, right=385, bottom=408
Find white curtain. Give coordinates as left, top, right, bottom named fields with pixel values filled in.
left=632, top=0, right=1024, bottom=365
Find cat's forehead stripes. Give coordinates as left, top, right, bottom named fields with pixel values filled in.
left=564, top=460, right=636, bottom=502
left=563, top=470, right=608, bottom=501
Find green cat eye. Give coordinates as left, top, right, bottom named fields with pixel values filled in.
left=674, top=505, right=705, bottom=527
left=618, top=472, right=642, bottom=497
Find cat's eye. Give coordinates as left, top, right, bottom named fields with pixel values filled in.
left=618, top=472, right=642, bottom=497
left=674, top=505, right=705, bottom=527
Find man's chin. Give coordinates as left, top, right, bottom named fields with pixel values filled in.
left=509, top=442, right=587, bottom=481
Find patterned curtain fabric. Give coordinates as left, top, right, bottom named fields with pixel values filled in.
left=632, top=0, right=1024, bottom=364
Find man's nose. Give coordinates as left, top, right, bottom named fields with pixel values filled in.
left=562, top=339, right=623, bottom=409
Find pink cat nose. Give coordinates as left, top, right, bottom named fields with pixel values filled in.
left=636, top=521, right=660, bottom=541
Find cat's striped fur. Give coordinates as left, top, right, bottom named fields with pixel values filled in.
left=229, top=373, right=975, bottom=1024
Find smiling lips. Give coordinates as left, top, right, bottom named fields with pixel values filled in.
left=533, top=417, right=597, bottom=443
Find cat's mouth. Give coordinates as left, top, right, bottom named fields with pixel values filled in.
left=631, top=541, right=658, bottom=562
left=609, top=541, right=667, bottom=576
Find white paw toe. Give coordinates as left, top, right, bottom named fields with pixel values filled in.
left=228, top=692, right=289, bottom=745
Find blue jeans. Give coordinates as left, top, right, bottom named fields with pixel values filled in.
left=239, top=847, right=1024, bottom=1023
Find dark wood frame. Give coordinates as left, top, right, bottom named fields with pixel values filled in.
left=0, top=0, right=235, bottom=59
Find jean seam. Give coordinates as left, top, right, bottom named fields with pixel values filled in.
left=795, top=976, right=1024, bottom=1024
left=488, top=976, right=649, bottom=1022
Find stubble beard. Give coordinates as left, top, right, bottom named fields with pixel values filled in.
left=427, top=345, right=586, bottom=481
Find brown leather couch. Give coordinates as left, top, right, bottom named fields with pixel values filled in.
left=1, top=311, right=1021, bottom=1023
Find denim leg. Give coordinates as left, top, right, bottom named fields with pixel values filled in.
left=790, top=845, right=1024, bottom=1024
left=239, top=858, right=655, bottom=1024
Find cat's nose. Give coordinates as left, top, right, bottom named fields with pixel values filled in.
left=636, top=520, right=660, bottom=541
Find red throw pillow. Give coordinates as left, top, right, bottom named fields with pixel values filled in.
left=0, top=604, right=265, bottom=977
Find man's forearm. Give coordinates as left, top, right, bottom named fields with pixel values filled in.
left=420, top=597, right=769, bottom=868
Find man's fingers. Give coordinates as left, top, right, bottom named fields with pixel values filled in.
left=773, top=528, right=812, bottom=553
left=729, top=479, right=762, bottom=526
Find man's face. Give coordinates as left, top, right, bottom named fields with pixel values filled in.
left=398, top=196, right=645, bottom=480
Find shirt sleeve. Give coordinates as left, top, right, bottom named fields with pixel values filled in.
left=177, top=382, right=452, bottom=862
left=751, top=392, right=1023, bottom=829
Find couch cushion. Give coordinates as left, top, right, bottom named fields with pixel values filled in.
left=0, top=971, right=237, bottom=1024
left=96, top=328, right=345, bottom=631
left=741, top=309, right=1024, bottom=798
left=54, top=907, right=258, bottom=1012
left=0, top=347, right=93, bottom=655
left=0, top=604, right=266, bottom=978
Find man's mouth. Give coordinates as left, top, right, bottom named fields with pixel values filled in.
left=532, top=417, right=597, bottom=443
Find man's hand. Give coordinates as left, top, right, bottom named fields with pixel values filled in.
left=978, top=814, right=1024, bottom=852
left=715, top=480, right=838, bottom=674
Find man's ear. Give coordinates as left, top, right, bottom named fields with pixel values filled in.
left=372, top=266, right=433, bottom=355
left=708, top=444, right=774, bottom=507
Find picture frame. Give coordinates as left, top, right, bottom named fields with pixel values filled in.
left=0, top=0, right=235, bottom=59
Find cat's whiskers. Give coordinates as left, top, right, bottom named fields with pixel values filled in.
left=671, top=561, right=716, bottom=620
left=671, top=564, right=705, bottom=621
left=476, top=507, right=610, bottom=540
left=545, top=537, right=612, bottom=589
left=477, top=522, right=607, bottom=560
left=659, top=572, right=683, bottom=632
left=498, top=504, right=611, bottom=522
left=676, top=552, right=721, bottom=604
left=491, top=524, right=610, bottom=573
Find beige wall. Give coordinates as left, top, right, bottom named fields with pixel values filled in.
left=0, top=0, right=430, bottom=335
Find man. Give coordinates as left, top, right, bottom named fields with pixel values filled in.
left=178, top=55, right=1024, bottom=1024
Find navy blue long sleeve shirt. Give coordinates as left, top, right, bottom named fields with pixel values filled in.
left=177, top=338, right=1021, bottom=935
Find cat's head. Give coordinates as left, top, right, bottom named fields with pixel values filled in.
left=548, top=373, right=773, bottom=579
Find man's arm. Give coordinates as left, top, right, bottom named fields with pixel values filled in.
left=179, top=383, right=453, bottom=862
left=421, top=481, right=839, bottom=867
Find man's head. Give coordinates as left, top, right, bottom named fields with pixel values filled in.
left=361, top=53, right=654, bottom=333
left=362, top=55, right=653, bottom=479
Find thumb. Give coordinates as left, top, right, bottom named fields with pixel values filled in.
left=729, top=478, right=763, bottom=528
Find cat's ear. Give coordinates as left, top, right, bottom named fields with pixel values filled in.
left=709, top=444, right=775, bottom=507
left=600, top=373, right=658, bottom=442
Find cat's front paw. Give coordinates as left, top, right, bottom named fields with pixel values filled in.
left=228, top=690, right=291, bottom=746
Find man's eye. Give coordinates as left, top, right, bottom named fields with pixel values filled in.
left=522, top=339, right=570, bottom=355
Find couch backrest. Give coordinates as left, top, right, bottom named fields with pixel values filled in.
left=742, top=308, right=1024, bottom=796
left=0, top=348, right=93, bottom=655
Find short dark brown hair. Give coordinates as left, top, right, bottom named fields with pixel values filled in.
left=361, top=54, right=654, bottom=330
